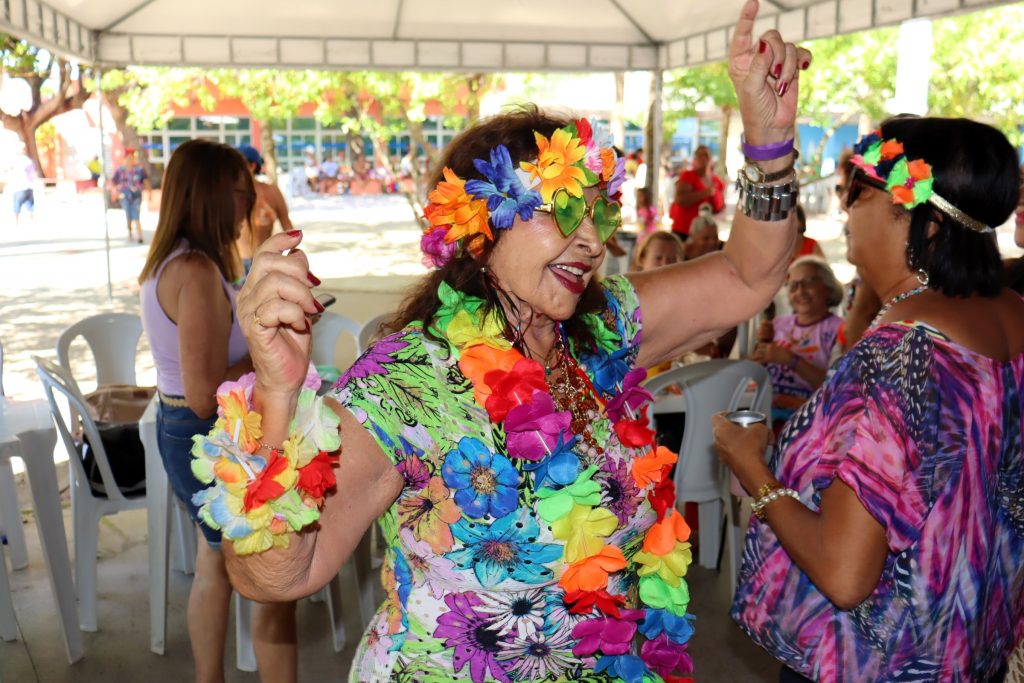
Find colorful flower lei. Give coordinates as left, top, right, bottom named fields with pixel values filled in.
left=420, top=117, right=626, bottom=268
left=190, top=367, right=341, bottom=555
left=850, top=129, right=993, bottom=233
left=431, top=285, right=694, bottom=682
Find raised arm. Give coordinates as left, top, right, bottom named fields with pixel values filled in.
left=221, top=230, right=402, bottom=600
left=633, top=0, right=810, bottom=368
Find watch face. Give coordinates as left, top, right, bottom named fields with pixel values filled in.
left=743, top=165, right=761, bottom=183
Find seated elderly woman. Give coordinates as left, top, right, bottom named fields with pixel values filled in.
left=751, top=255, right=843, bottom=431
left=683, top=213, right=723, bottom=261
left=715, top=117, right=1024, bottom=682
left=191, top=4, right=812, bottom=680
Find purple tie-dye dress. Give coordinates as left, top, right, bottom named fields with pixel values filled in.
left=733, top=322, right=1024, bottom=682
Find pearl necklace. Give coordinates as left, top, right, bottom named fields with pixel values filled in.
left=871, top=285, right=929, bottom=328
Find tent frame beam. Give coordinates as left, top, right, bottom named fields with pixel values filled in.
left=2, top=0, right=1017, bottom=71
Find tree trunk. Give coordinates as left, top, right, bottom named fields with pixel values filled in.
left=101, top=88, right=154, bottom=182
left=257, top=120, right=278, bottom=185
left=809, top=111, right=856, bottom=179
left=372, top=134, right=425, bottom=229
left=718, top=105, right=733, bottom=178
left=347, top=131, right=367, bottom=177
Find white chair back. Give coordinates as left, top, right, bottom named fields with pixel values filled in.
left=645, top=360, right=770, bottom=503
left=56, top=313, right=142, bottom=389
left=310, top=311, right=362, bottom=370
left=358, top=312, right=392, bottom=355
left=34, top=356, right=138, bottom=505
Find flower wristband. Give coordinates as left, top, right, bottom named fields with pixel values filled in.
left=741, top=135, right=795, bottom=162
left=190, top=368, right=342, bottom=555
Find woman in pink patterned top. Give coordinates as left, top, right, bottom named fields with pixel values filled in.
left=751, top=256, right=843, bottom=431
left=713, top=117, right=1024, bottom=682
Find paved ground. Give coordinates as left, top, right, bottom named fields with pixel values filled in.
left=1, top=189, right=1021, bottom=682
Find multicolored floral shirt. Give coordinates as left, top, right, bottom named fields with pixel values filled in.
left=332, top=275, right=693, bottom=683
left=733, top=322, right=1024, bottom=681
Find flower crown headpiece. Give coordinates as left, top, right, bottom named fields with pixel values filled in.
left=420, top=117, right=626, bottom=268
left=850, top=130, right=993, bottom=234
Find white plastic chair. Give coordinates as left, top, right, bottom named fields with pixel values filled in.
left=645, top=360, right=770, bottom=588
left=358, top=312, right=392, bottom=355
left=0, top=338, right=28, bottom=572
left=310, top=311, right=362, bottom=371
left=139, top=395, right=367, bottom=669
left=0, top=534, right=15, bottom=642
left=56, top=313, right=142, bottom=390
left=35, top=357, right=148, bottom=632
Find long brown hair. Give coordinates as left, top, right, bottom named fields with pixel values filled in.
left=139, top=139, right=254, bottom=284
left=390, top=105, right=606, bottom=352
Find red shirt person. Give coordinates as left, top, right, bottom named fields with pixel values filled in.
left=670, top=145, right=725, bottom=238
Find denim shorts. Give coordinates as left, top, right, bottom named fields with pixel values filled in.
left=12, top=189, right=34, bottom=215
left=156, top=399, right=221, bottom=548
left=120, top=192, right=142, bottom=221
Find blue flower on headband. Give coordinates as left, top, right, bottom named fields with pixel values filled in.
left=465, top=144, right=542, bottom=229
left=853, top=130, right=882, bottom=157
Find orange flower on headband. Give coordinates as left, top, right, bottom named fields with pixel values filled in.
left=424, top=167, right=492, bottom=254
left=890, top=158, right=933, bottom=206
left=520, top=128, right=587, bottom=203
left=879, top=139, right=905, bottom=161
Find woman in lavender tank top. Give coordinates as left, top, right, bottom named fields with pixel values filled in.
left=714, top=117, right=1023, bottom=681
left=139, top=139, right=298, bottom=683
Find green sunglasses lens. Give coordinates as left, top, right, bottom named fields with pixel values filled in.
left=553, top=190, right=586, bottom=237
left=593, top=198, right=622, bottom=243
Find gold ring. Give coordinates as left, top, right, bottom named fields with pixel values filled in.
left=253, top=310, right=267, bottom=328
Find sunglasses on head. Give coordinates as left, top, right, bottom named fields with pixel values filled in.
left=535, top=188, right=622, bottom=243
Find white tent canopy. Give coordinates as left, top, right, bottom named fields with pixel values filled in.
left=2, top=0, right=1018, bottom=71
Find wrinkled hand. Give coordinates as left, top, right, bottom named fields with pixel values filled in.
left=712, top=412, right=773, bottom=491
left=728, top=0, right=812, bottom=144
left=235, top=230, right=321, bottom=400
left=755, top=342, right=795, bottom=366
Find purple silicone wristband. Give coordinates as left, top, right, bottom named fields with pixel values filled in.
left=741, top=135, right=794, bottom=161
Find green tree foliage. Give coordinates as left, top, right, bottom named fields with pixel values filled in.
left=929, top=4, right=1024, bottom=145
left=1, top=34, right=92, bottom=175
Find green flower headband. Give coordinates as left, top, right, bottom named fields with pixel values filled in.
left=850, top=130, right=993, bottom=234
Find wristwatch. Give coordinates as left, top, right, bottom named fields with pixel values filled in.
left=741, top=149, right=800, bottom=184
left=736, top=172, right=799, bottom=222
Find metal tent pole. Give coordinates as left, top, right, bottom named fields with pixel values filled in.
left=96, top=67, right=114, bottom=304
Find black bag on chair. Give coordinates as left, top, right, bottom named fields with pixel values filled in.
left=80, top=425, right=147, bottom=498
left=76, top=384, right=155, bottom=498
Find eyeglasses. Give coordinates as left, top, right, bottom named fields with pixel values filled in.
left=535, top=188, right=622, bottom=243
left=786, top=276, right=823, bottom=292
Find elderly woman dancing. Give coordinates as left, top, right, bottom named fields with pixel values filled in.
left=715, top=115, right=1024, bottom=682
left=189, top=2, right=812, bottom=680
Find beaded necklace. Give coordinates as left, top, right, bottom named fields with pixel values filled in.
left=871, top=285, right=929, bottom=328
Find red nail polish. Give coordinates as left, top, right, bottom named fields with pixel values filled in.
left=778, top=81, right=789, bottom=97
left=313, top=299, right=325, bottom=313
left=307, top=272, right=322, bottom=286
left=801, top=60, right=810, bottom=70
left=773, top=63, right=782, bottom=78
left=759, top=40, right=767, bottom=54
left=287, top=229, right=302, bottom=238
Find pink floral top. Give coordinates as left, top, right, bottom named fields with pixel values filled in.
left=733, top=322, right=1024, bottom=681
